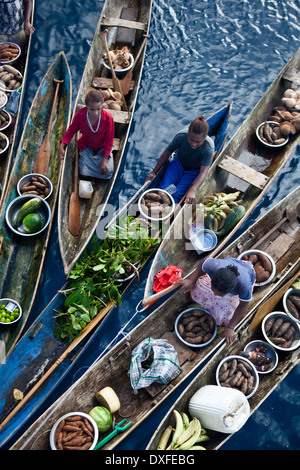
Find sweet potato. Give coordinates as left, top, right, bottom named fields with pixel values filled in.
left=258, top=253, right=273, bottom=272
left=254, top=265, right=270, bottom=283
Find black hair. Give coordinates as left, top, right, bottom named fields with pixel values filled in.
left=211, top=265, right=239, bottom=293
left=188, top=115, right=208, bottom=137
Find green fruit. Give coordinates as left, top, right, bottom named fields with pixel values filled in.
left=22, top=213, right=44, bottom=233
left=13, top=197, right=42, bottom=228
left=88, top=406, right=112, bottom=432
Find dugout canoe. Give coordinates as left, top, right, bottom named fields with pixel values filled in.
left=0, top=102, right=231, bottom=448
left=143, top=47, right=300, bottom=307
left=10, top=185, right=300, bottom=450
left=58, top=0, right=153, bottom=277
left=146, top=264, right=300, bottom=451
left=0, top=0, right=35, bottom=205
left=0, top=51, right=71, bottom=358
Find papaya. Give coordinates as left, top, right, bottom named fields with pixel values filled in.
left=13, top=197, right=42, bottom=228
left=22, top=213, right=44, bottom=233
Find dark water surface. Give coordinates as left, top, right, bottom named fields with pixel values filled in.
left=14, top=0, right=300, bottom=451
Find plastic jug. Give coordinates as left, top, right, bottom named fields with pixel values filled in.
left=188, top=385, right=250, bottom=434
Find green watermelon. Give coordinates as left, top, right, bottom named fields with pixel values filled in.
left=88, top=406, right=112, bottom=432
left=22, top=213, right=44, bottom=233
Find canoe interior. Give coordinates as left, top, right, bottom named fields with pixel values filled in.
left=144, top=47, right=300, bottom=298
left=0, top=52, right=71, bottom=358
left=58, top=0, right=153, bottom=277
left=146, top=266, right=300, bottom=450
left=0, top=0, right=35, bottom=205
left=10, top=186, right=300, bottom=450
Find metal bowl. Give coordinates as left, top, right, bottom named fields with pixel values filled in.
left=283, top=288, right=300, bottom=324
left=237, top=249, right=276, bottom=286
left=0, top=131, right=9, bottom=154
left=262, top=311, right=300, bottom=352
left=0, top=92, right=8, bottom=111
left=0, top=42, right=21, bottom=65
left=5, top=195, right=51, bottom=237
left=243, top=340, right=278, bottom=374
left=49, top=411, right=99, bottom=450
left=138, top=188, right=175, bottom=221
left=175, top=307, right=217, bottom=348
left=0, top=109, right=12, bottom=132
left=216, top=355, right=259, bottom=399
left=0, top=298, right=22, bottom=325
left=256, top=121, right=289, bottom=148
left=0, top=64, right=23, bottom=93
left=102, top=53, right=134, bottom=75
left=17, top=173, right=53, bottom=200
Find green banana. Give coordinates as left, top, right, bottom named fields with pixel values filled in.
left=157, top=425, right=173, bottom=450
left=180, top=412, right=190, bottom=430
left=171, top=410, right=184, bottom=447
left=187, top=445, right=206, bottom=450
left=174, top=418, right=201, bottom=450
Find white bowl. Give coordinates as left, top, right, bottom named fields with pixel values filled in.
left=256, top=121, right=289, bottom=148
left=216, top=355, right=259, bottom=399
left=243, top=340, right=278, bottom=374
left=5, top=195, right=51, bottom=237
left=283, top=288, right=300, bottom=324
left=49, top=412, right=99, bottom=450
left=0, top=42, right=21, bottom=65
left=102, top=53, right=134, bottom=75
left=0, top=131, right=9, bottom=154
left=0, top=92, right=8, bottom=111
left=237, top=249, right=276, bottom=286
left=0, top=298, right=22, bottom=325
left=0, top=65, right=23, bottom=93
left=17, top=173, right=53, bottom=200
left=175, top=307, right=217, bottom=348
left=0, top=109, right=12, bottom=132
left=138, top=188, right=175, bottom=221
left=262, top=311, right=300, bottom=352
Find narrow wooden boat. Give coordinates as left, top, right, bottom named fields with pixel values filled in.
left=10, top=186, right=300, bottom=450
left=146, top=265, right=300, bottom=451
left=0, top=103, right=232, bottom=449
left=0, top=51, right=72, bottom=358
left=143, top=47, right=300, bottom=306
left=58, top=0, right=153, bottom=277
left=0, top=0, right=35, bottom=205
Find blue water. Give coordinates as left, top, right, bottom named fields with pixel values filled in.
left=12, top=0, right=300, bottom=450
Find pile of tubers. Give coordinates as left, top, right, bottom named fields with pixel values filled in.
left=54, top=415, right=95, bottom=450
left=258, top=121, right=287, bottom=146
left=100, top=88, right=123, bottom=111
left=140, top=190, right=173, bottom=219
left=241, top=251, right=273, bottom=284
left=102, top=46, right=131, bottom=70
left=177, top=309, right=215, bottom=345
left=218, top=357, right=256, bottom=396
left=0, top=64, right=23, bottom=91
left=264, top=316, right=297, bottom=349
left=19, top=175, right=50, bottom=198
left=285, top=292, right=300, bottom=320
left=0, top=42, right=20, bottom=63
left=0, top=110, right=10, bottom=130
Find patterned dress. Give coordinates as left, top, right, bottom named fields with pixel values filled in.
left=0, top=0, right=24, bottom=35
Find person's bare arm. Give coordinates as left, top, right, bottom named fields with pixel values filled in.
left=184, top=165, right=210, bottom=204
left=145, top=148, right=172, bottom=182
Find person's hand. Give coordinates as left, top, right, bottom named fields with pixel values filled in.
left=59, top=144, right=66, bottom=163
left=222, top=327, right=235, bottom=346
left=24, top=21, right=35, bottom=35
left=145, top=170, right=157, bottom=182
left=174, top=277, right=195, bottom=294
left=99, top=158, right=109, bottom=175
left=185, top=188, right=196, bottom=204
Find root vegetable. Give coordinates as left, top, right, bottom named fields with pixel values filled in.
left=258, top=253, right=273, bottom=272
left=271, top=317, right=284, bottom=336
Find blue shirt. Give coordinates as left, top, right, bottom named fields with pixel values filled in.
left=202, top=257, right=256, bottom=301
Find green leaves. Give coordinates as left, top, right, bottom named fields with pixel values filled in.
left=54, top=216, right=160, bottom=343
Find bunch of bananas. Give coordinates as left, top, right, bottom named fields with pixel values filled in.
left=156, top=409, right=209, bottom=450
left=196, top=191, right=243, bottom=232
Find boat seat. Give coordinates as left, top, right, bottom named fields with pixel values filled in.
left=282, top=67, right=300, bottom=87
left=218, top=154, right=269, bottom=189
left=101, top=17, right=147, bottom=32
left=77, top=103, right=131, bottom=124
left=92, top=76, right=135, bottom=91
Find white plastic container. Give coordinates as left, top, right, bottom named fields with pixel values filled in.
left=189, top=224, right=217, bottom=255
left=188, top=385, right=250, bottom=434
left=79, top=180, right=93, bottom=199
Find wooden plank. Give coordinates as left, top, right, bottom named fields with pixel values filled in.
left=102, top=17, right=147, bottom=31
left=282, top=67, right=300, bottom=86
left=77, top=103, right=130, bottom=124
left=218, top=154, right=269, bottom=189
left=265, top=232, right=295, bottom=261
left=92, top=76, right=135, bottom=91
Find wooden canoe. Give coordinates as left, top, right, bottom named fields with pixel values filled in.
left=0, top=0, right=35, bottom=205
left=10, top=185, right=300, bottom=450
left=0, top=103, right=232, bottom=448
left=58, top=0, right=153, bottom=277
left=143, top=47, right=300, bottom=307
left=146, top=264, right=300, bottom=451
left=0, top=51, right=72, bottom=358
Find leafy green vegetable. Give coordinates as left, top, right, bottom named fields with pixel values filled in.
left=54, top=216, right=160, bottom=343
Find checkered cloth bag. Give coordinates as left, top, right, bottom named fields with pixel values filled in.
left=129, top=337, right=181, bottom=394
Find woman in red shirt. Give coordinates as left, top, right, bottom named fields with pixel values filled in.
left=59, top=88, right=114, bottom=179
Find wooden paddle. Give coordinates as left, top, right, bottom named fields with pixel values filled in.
left=33, top=78, right=64, bottom=175
left=249, top=268, right=300, bottom=331
left=120, top=34, right=150, bottom=96
left=0, top=301, right=115, bottom=433
left=99, top=29, right=128, bottom=111
left=68, top=138, right=80, bottom=236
